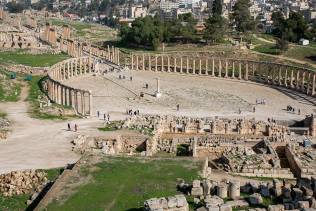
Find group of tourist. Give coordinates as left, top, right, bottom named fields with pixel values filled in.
left=127, top=109, right=140, bottom=116
left=97, top=111, right=111, bottom=121
left=286, top=105, right=301, bottom=115
left=67, top=123, right=78, bottom=132
left=256, top=98, right=266, bottom=105
left=118, top=75, right=133, bottom=81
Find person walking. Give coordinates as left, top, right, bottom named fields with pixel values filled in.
left=104, top=113, right=106, bottom=121
left=107, top=113, right=110, bottom=122
left=67, top=123, right=71, bottom=131
left=74, top=124, right=78, bottom=132
left=97, top=111, right=100, bottom=118
left=177, top=104, right=180, bottom=111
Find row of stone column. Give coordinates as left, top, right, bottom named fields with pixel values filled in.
left=60, top=39, right=83, bottom=58
left=88, top=45, right=120, bottom=65
left=130, top=54, right=316, bottom=96
left=50, top=57, right=94, bottom=81
left=48, top=57, right=95, bottom=116
left=42, top=23, right=57, bottom=47
left=47, top=79, right=92, bottom=116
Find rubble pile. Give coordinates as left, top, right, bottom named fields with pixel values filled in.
left=0, top=170, right=48, bottom=197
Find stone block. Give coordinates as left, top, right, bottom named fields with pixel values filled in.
left=175, top=194, right=187, bottom=207
left=298, top=201, right=310, bottom=209
left=249, top=193, right=263, bottom=205
left=260, top=186, right=270, bottom=197
left=293, top=188, right=303, bottom=201
left=167, top=196, right=178, bottom=208
left=193, top=180, right=201, bottom=188
left=191, top=187, right=203, bottom=197
left=220, top=204, right=232, bottom=211
left=204, top=195, right=224, bottom=206
left=206, top=205, right=220, bottom=211
left=268, top=204, right=284, bottom=211
left=225, top=200, right=249, bottom=208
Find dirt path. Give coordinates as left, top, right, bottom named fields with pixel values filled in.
left=0, top=85, right=106, bottom=174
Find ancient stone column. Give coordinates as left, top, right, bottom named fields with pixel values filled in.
left=199, top=59, right=202, bottom=75
left=212, top=58, right=215, bottom=76
left=312, top=73, right=316, bottom=96
left=290, top=69, right=294, bottom=88
left=245, top=62, right=249, bottom=80
left=265, top=64, right=269, bottom=83
left=186, top=57, right=189, bottom=73
left=217, top=183, right=228, bottom=198
left=142, top=54, right=145, bottom=71
left=307, top=72, right=311, bottom=95
left=278, top=66, right=282, bottom=86
left=296, top=71, right=300, bottom=90
left=81, top=92, right=85, bottom=116
left=232, top=61, right=235, bottom=78
left=136, top=55, right=139, bottom=71
left=193, top=59, right=196, bottom=74
left=229, top=181, right=240, bottom=199
left=89, top=90, right=92, bottom=116
left=174, top=57, right=177, bottom=72
left=284, top=68, right=288, bottom=87
left=131, top=54, right=134, bottom=70
left=167, top=56, right=170, bottom=72
left=218, top=60, right=222, bottom=77
left=238, top=62, right=242, bottom=80
left=225, top=60, right=228, bottom=77
left=161, top=55, right=164, bottom=71
left=180, top=57, right=183, bottom=73
left=301, top=71, right=305, bottom=92
left=192, top=137, right=197, bottom=157
left=205, top=59, right=208, bottom=75
left=155, top=55, right=158, bottom=72
left=148, top=55, right=151, bottom=71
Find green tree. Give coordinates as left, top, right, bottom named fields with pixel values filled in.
left=204, top=14, right=227, bottom=43
left=212, top=0, right=222, bottom=16
left=231, top=0, right=254, bottom=34
left=271, top=11, right=285, bottom=37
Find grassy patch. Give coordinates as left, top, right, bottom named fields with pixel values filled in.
left=0, top=111, right=7, bottom=118
left=253, top=44, right=281, bottom=55
left=0, top=69, right=21, bottom=102
left=284, top=46, right=316, bottom=64
left=0, top=51, right=69, bottom=67
left=45, top=156, right=201, bottom=210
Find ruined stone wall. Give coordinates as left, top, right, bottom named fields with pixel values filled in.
left=285, top=144, right=316, bottom=179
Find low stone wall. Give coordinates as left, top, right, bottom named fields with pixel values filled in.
left=234, top=168, right=294, bottom=179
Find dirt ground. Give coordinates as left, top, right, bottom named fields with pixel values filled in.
left=64, top=70, right=316, bottom=121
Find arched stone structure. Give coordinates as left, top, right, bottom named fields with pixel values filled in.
left=47, top=56, right=97, bottom=116
left=129, top=54, right=316, bottom=96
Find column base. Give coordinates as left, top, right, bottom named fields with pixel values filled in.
left=155, top=92, right=162, bottom=98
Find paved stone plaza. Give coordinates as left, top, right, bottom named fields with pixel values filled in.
left=63, top=70, right=316, bottom=121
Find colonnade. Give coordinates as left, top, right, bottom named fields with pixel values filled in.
left=87, top=45, right=120, bottom=65
left=0, top=7, right=6, bottom=20
left=41, top=23, right=57, bottom=46
left=47, top=57, right=95, bottom=116
left=130, top=54, right=316, bottom=96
